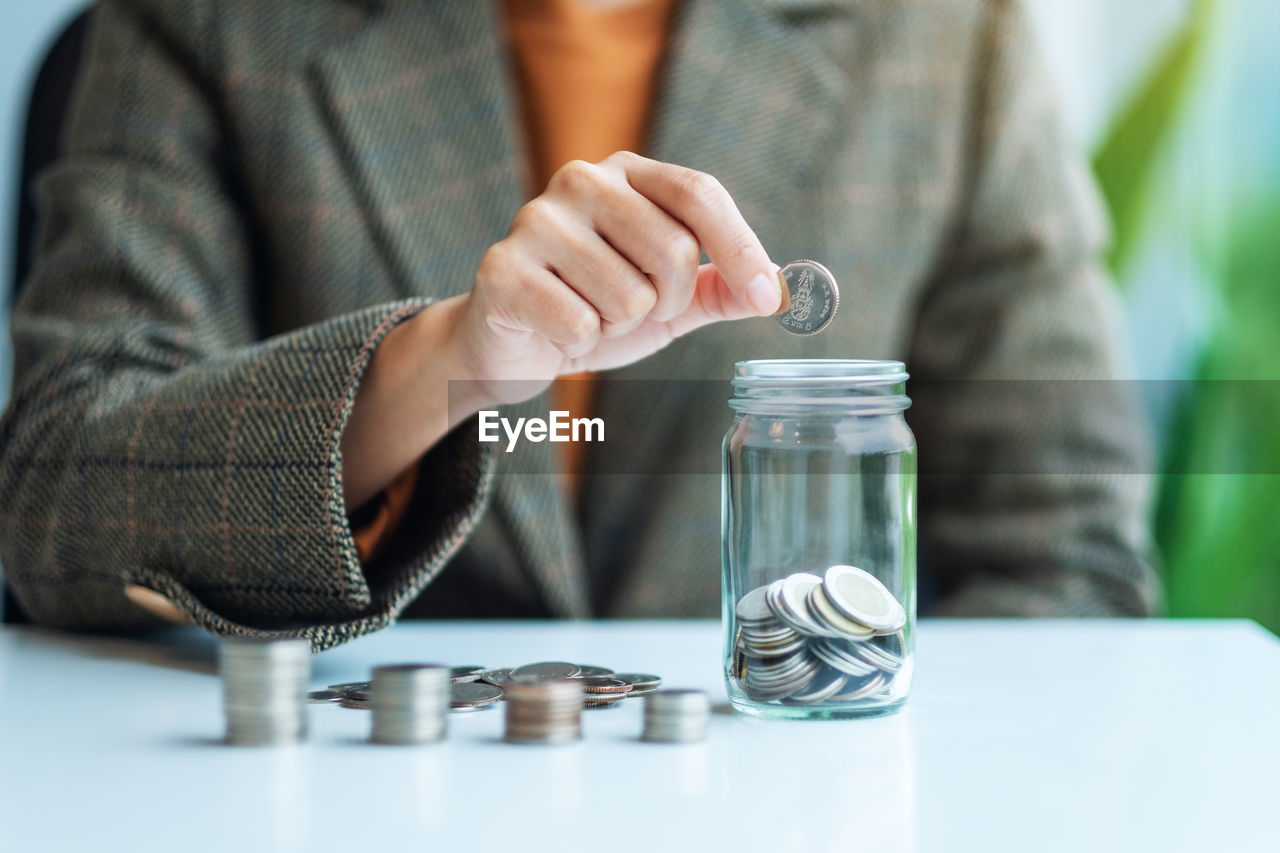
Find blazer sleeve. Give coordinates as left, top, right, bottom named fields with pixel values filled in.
left=0, top=1, right=494, bottom=649
left=906, top=0, right=1162, bottom=616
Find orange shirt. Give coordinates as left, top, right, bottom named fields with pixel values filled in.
left=505, top=0, right=678, bottom=190
left=353, top=0, right=676, bottom=561
left=507, top=0, right=678, bottom=484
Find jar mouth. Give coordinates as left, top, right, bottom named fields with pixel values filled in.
left=730, top=359, right=910, bottom=413
left=734, top=359, right=907, bottom=385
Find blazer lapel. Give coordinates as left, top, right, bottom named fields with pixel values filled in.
left=648, top=0, right=850, bottom=241
left=311, top=0, right=848, bottom=294
left=310, top=0, right=527, bottom=300
left=309, top=0, right=851, bottom=616
left=312, top=0, right=590, bottom=617
left=584, top=0, right=854, bottom=601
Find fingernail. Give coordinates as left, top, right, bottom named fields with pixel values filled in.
left=746, top=272, right=781, bottom=316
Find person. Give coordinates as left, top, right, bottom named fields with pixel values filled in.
left=0, top=0, right=1159, bottom=650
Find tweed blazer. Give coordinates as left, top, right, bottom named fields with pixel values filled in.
left=0, top=0, right=1160, bottom=650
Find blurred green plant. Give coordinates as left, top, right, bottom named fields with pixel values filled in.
left=1093, top=0, right=1215, bottom=278
left=1091, top=0, right=1280, bottom=632
left=1156, top=197, right=1280, bottom=631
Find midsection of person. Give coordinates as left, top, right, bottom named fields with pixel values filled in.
left=257, top=0, right=949, bottom=618
left=0, top=0, right=1155, bottom=642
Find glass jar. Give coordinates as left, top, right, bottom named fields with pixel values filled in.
left=722, top=360, right=916, bottom=719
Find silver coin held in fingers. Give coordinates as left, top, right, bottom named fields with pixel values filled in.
left=775, top=259, right=839, bottom=335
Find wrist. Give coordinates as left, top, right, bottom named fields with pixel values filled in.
left=433, top=294, right=498, bottom=425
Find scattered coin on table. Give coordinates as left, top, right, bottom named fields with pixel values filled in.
left=306, top=689, right=345, bottom=704
left=449, top=666, right=484, bottom=684
left=581, top=677, right=632, bottom=695
left=573, top=665, right=616, bottom=678
left=450, top=681, right=503, bottom=710
left=479, top=668, right=513, bottom=686
left=318, top=662, right=663, bottom=714
left=612, top=673, right=662, bottom=692
left=510, top=661, right=581, bottom=680
left=326, top=681, right=368, bottom=693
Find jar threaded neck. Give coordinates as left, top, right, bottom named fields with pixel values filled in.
left=730, top=359, right=910, bottom=414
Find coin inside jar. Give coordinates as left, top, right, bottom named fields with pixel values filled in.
left=822, top=564, right=905, bottom=633
left=775, top=259, right=839, bottom=335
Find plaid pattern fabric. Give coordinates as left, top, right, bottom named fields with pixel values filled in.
left=0, top=0, right=1160, bottom=650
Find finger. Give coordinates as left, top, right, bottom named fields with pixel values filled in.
left=567, top=263, right=763, bottom=375
left=589, top=181, right=701, bottom=324
left=481, top=249, right=603, bottom=359
left=663, top=263, right=763, bottom=339
left=537, top=215, right=659, bottom=338
left=608, top=152, right=781, bottom=316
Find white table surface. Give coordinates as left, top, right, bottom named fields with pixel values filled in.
left=1, top=619, right=1277, bottom=853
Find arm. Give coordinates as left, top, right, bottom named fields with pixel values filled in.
left=342, top=149, right=786, bottom=508
left=2, top=2, right=781, bottom=642
left=0, top=1, right=492, bottom=645
left=908, top=0, right=1161, bottom=616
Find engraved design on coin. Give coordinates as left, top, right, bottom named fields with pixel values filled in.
left=775, top=259, right=839, bottom=336
left=790, top=267, right=814, bottom=322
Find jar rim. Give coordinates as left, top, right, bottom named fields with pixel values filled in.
left=733, top=359, right=908, bottom=385
left=730, top=360, right=910, bottom=413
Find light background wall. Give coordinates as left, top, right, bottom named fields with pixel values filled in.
left=2, top=0, right=87, bottom=400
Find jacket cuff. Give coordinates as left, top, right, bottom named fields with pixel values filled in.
left=121, top=301, right=496, bottom=650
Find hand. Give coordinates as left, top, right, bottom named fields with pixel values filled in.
left=341, top=152, right=780, bottom=508
left=448, top=151, right=781, bottom=407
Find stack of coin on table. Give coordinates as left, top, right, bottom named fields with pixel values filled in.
left=641, top=689, right=712, bottom=743
left=369, top=664, right=450, bottom=745
left=220, top=637, right=311, bottom=746
left=224, top=647, right=713, bottom=745
left=732, top=564, right=908, bottom=706
left=503, top=678, right=585, bottom=744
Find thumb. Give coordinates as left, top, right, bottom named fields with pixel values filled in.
left=666, top=263, right=782, bottom=339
